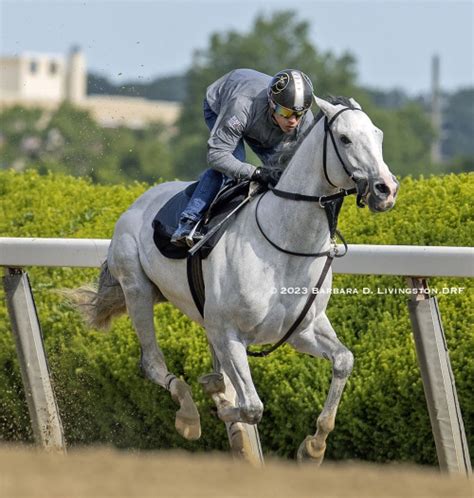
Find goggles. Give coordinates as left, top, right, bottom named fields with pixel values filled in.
left=272, top=102, right=307, bottom=119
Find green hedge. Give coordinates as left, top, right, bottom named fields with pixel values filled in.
left=0, top=170, right=472, bottom=465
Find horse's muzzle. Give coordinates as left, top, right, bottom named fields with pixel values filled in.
left=367, top=175, right=399, bottom=212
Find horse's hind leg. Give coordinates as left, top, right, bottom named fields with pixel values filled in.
left=289, top=313, right=353, bottom=466
left=108, top=234, right=200, bottom=440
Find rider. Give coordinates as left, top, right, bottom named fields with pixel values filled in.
left=171, top=68, right=315, bottom=246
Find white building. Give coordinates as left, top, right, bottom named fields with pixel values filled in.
left=0, top=47, right=180, bottom=128
left=0, top=46, right=86, bottom=103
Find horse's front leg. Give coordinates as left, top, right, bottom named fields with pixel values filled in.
left=199, top=340, right=263, bottom=467
left=205, top=327, right=264, bottom=426
left=289, top=313, right=354, bottom=465
left=199, top=366, right=264, bottom=466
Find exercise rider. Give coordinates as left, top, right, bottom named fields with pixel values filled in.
left=171, top=68, right=315, bottom=247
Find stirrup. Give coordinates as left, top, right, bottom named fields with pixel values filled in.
left=185, top=220, right=203, bottom=248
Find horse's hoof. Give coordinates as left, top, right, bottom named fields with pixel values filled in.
left=296, top=436, right=325, bottom=465
left=170, top=378, right=201, bottom=440
left=175, top=410, right=201, bottom=440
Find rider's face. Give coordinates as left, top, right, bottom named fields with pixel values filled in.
left=273, top=112, right=301, bottom=133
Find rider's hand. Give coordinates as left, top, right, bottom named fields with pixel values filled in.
left=251, top=166, right=282, bottom=187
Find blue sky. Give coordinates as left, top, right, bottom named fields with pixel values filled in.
left=1, top=0, right=473, bottom=95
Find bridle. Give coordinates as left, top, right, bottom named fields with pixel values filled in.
left=271, top=106, right=368, bottom=207
left=248, top=106, right=367, bottom=357
left=255, top=106, right=367, bottom=258
left=322, top=108, right=368, bottom=209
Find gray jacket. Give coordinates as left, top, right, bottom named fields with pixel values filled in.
left=205, top=69, right=314, bottom=180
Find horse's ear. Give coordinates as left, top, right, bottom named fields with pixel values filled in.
left=349, top=97, right=362, bottom=110
left=314, top=96, right=340, bottom=119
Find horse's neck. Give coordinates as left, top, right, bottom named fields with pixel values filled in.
left=278, top=119, right=333, bottom=197
left=257, top=119, right=339, bottom=253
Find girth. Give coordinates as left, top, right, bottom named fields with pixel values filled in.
left=186, top=252, right=205, bottom=318
left=186, top=183, right=263, bottom=319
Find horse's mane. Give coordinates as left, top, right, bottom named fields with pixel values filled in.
left=314, top=95, right=359, bottom=123
left=269, top=96, right=360, bottom=171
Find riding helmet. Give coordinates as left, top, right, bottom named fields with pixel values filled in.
left=268, top=69, right=314, bottom=112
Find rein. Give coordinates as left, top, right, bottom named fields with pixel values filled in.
left=247, top=105, right=360, bottom=358
left=247, top=255, right=334, bottom=357
left=270, top=185, right=357, bottom=205
left=255, top=191, right=348, bottom=258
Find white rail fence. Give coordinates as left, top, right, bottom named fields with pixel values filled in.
left=0, top=237, right=472, bottom=275
left=0, top=238, right=472, bottom=474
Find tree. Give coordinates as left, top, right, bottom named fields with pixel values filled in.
left=0, top=106, right=44, bottom=171
left=371, top=103, right=435, bottom=177
left=45, top=102, right=107, bottom=177
left=442, top=88, right=474, bottom=161
left=172, top=10, right=358, bottom=179
left=88, top=72, right=187, bottom=102
left=0, top=103, right=175, bottom=184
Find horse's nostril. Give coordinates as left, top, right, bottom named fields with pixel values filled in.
left=375, top=182, right=390, bottom=196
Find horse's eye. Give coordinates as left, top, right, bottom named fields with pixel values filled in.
left=340, top=135, right=352, bottom=145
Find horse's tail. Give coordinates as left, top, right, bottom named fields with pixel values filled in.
left=65, top=261, right=126, bottom=330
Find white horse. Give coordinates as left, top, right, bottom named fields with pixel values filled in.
left=72, top=96, right=399, bottom=465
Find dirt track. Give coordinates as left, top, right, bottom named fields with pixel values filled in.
left=0, top=445, right=471, bottom=498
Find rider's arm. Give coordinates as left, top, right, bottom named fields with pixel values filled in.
left=207, top=99, right=256, bottom=180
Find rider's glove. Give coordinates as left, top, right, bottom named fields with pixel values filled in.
left=251, top=166, right=282, bottom=187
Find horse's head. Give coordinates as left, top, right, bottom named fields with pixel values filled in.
left=314, top=96, right=399, bottom=212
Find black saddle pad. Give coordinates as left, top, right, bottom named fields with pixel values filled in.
left=152, top=181, right=250, bottom=260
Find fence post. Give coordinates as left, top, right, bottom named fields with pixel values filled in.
left=407, top=277, right=471, bottom=475
left=3, top=268, right=66, bottom=452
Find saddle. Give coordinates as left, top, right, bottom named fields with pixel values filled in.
left=152, top=180, right=251, bottom=260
